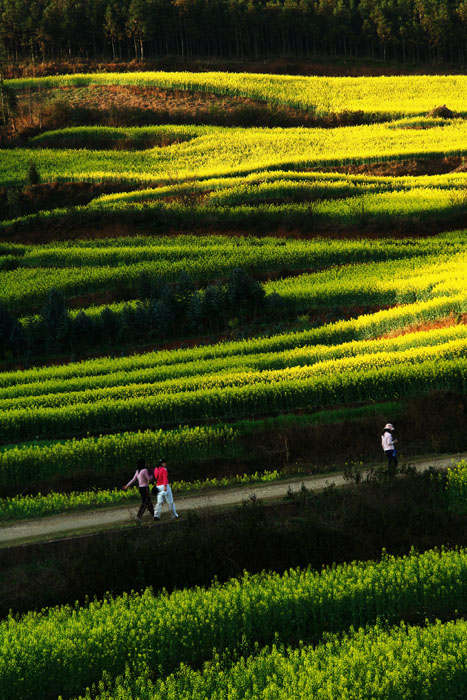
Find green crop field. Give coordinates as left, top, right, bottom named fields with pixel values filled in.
left=2, top=72, right=467, bottom=509
left=2, top=66, right=467, bottom=700
left=3, top=120, right=467, bottom=187
left=2, top=546, right=467, bottom=699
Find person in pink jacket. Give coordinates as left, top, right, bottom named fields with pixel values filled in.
left=122, top=458, right=155, bottom=522
left=152, top=458, right=180, bottom=521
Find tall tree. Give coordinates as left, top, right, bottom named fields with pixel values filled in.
left=104, top=1, right=126, bottom=58
left=127, top=0, right=156, bottom=59
left=0, top=38, right=17, bottom=141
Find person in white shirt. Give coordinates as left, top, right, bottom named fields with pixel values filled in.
left=122, top=458, right=155, bottom=521
left=381, top=423, right=398, bottom=475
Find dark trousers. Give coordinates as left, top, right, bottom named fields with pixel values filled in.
left=137, top=486, right=154, bottom=518
left=385, top=450, right=398, bottom=475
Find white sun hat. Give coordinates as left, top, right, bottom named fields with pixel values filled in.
left=384, top=423, right=394, bottom=430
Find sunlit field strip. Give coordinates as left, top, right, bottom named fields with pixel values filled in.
left=98, top=168, right=467, bottom=196
left=4, top=121, right=467, bottom=187
left=8, top=71, right=467, bottom=116
left=5, top=187, right=467, bottom=239
left=2, top=241, right=466, bottom=313
left=4, top=233, right=461, bottom=269
left=1, top=337, right=467, bottom=415
left=2, top=325, right=466, bottom=402
left=1, top=294, right=465, bottom=389
left=25, top=119, right=466, bottom=151
left=1, top=356, right=466, bottom=443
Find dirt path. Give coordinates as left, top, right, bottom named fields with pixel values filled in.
left=0, top=453, right=464, bottom=548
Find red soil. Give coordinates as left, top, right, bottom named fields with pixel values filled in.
left=379, top=313, right=467, bottom=339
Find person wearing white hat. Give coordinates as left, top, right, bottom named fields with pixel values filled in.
left=381, top=423, right=398, bottom=475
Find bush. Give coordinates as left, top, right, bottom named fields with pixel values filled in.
left=27, top=162, right=40, bottom=186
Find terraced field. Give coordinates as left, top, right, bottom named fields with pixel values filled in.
left=2, top=70, right=467, bottom=700
left=1, top=73, right=467, bottom=494
left=1, top=70, right=467, bottom=480
left=4, top=121, right=467, bottom=188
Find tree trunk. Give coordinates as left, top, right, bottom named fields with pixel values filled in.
left=178, top=13, right=185, bottom=57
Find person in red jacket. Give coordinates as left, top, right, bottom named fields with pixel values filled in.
left=122, top=457, right=155, bottom=522
left=152, top=458, right=180, bottom=521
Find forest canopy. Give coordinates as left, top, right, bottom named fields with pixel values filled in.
left=1, top=0, right=467, bottom=65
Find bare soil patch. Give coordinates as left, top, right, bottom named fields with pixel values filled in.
left=380, top=313, right=467, bottom=339
left=13, top=85, right=322, bottom=137
left=10, top=84, right=379, bottom=140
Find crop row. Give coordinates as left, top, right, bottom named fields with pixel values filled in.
left=4, top=120, right=467, bottom=188
left=204, top=178, right=464, bottom=208
left=8, top=72, right=467, bottom=117
left=0, top=403, right=398, bottom=489
left=4, top=186, right=467, bottom=240
left=86, top=187, right=467, bottom=233
left=4, top=236, right=460, bottom=313
left=1, top=546, right=467, bottom=700
left=3, top=245, right=466, bottom=316
left=28, top=124, right=210, bottom=149
left=265, top=252, right=467, bottom=310
left=91, top=169, right=467, bottom=205
left=3, top=324, right=467, bottom=402
left=74, top=619, right=467, bottom=700
left=2, top=336, right=467, bottom=415
left=0, top=422, right=236, bottom=487
left=1, top=356, right=466, bottom=444
left=2, top=293, right=465, bottom=390
left=3, top=229, right=460, bottom=269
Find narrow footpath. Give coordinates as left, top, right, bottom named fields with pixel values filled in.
left=0, top=453, right=464, bottom=548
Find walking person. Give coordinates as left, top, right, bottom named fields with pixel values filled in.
left=122, top=458, right=155, bottom=522
left=152, top=459, right=180, bottom=521
left=381, top=423, right=398, bottom=476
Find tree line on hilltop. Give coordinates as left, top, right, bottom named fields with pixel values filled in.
left=1, top=0, right=467, bottom=65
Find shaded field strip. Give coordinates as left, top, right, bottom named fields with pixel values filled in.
left=0, top=453, right=462, bottom=548
left=5, top=216, right=467, bottom=246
